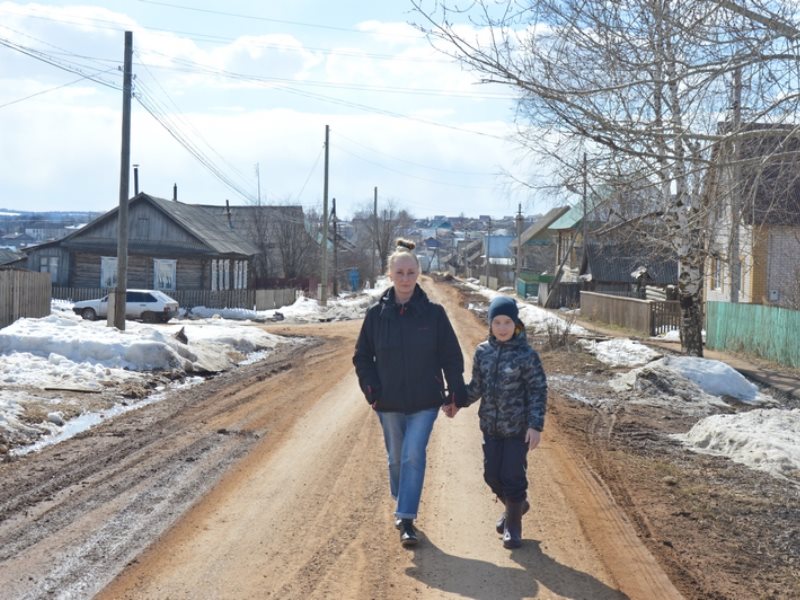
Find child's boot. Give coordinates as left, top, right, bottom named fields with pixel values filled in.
left=495, top=498, right=506, bottom=534
left=503, top=500, right=524, bottom=549
left=497, top=498, right=529, bottom=535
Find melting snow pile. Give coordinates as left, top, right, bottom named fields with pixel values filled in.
left=580, top=338, right=662, bottom=367
left=609, top=355, right=770, bottom=414
left=673, top=409, right=800, bottom=483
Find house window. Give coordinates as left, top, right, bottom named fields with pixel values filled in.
left=211, top=259, right=247, bottom=290
left=38, top=256, right=59, bottom=282
left=211, top=259, right=229, bottom=291
left=101, top=257, right=117, bottom=288
left=234, top=260, right=247, bottom=289
left=153, top=259, right=176, bottom=290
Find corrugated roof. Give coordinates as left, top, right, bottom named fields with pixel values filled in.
left=147, top=196, right=260, bottom=256
left=0, top=248, right=24, bottom=265
left=510, top=206, right=570, bottom=249
left=583, top=243, right=678, bottom=285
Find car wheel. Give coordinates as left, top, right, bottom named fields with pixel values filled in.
left=81, top=308, right=97, bottom=321
left=141, top=311, right=157, bottom=323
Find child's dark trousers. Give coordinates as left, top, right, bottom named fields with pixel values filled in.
left=482, top=434, right=528, bottom=502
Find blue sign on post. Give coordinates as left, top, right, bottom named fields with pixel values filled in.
left=348, top=267, right=360, bottom=291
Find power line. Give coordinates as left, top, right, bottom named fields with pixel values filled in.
left=334, top=131, right=500, bottom=176
left=135, top=0, right=423, bottom=38
left=0, top=69, right=115, bottom=109
left=333, top=143, right=499, bottom=190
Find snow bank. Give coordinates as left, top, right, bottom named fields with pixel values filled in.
left=580, top=338, right=662, bottom=367
left=672, top=408, right=800, bottom=483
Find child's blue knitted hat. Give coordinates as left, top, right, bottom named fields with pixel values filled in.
left=488, top=296, right=519, bottom=323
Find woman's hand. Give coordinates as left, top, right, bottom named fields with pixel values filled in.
left=525, top=428, right=541, bottom=451
left=441, top=403, right=459, bottom=418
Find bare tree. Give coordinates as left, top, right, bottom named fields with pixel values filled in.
left=353, top=200, right=415, bottom=279
left=412, top=0, right=800, bottom=355
left=274, top=207, right=318, bottom=280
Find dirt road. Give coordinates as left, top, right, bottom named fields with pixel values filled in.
left=0, top=279, right=684, bottom=599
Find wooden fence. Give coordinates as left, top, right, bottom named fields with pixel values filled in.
left=0, top=270, right=52, bottom=328
left=53, top=287, right=298, bottom=312
left=706, top=301, right=800, bottom=368
left=580, top=291, right=681, bottom=337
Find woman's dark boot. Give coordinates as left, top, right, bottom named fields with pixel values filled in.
left=399, top=518, right=418, bottom=547
left=503, top=501, right=524, bottom=549
left=497, top=499, right=529, bottom=535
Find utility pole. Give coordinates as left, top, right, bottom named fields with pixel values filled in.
left=255, top=162, right=261, bottom=203
left=320, top=125, right=329, bottom=306
left=515, top=203, right=523, bottom=292
left=110, top=30, right=133, bottom=331
left=485, top=218, right=492, bottom=287
left=332, top=197, right=338, bottom=296
left=373, top=186, right=378, bottom=282
left=730, top=66, right=742, bottom=303
left=582, top=151, right=588, bottom=262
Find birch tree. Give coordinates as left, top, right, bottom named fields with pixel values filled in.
left=412, top=0, right=800, bottom=355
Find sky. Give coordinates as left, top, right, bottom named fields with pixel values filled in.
left=0, top=1, right=559, bottom=221
left=2, top=280, right=798, bottom=485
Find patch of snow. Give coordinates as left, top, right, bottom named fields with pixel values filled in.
left=672, top=408, right=800, bottom=483
left=580, top=338, right=662, bottom=367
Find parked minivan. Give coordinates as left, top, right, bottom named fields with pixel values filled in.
left=72, top=289, right=180, bottom=323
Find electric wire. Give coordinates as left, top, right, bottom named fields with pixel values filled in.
left=0, top=25, right=516, bottom=213
left=0, top=68, right=116, bottom=109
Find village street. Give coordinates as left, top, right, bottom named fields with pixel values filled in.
left=0, top=278, right=690, bottom=600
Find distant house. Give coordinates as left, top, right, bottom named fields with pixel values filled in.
left=1, top=231, right=36, bottom=250
left=23, top=193, right=306, bottom=291
left=509, top=206, right=570, bottom=275
left=0, top=248, right=25, bottom=269
left=705, top=123, right=800, bottom=308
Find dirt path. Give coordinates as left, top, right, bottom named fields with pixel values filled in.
left=0, top=278, right=688, bottom=599
left=93, top=279, right=682, bottom=600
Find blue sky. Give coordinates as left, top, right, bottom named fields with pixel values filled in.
left=0, top=1, right=557, bottom=219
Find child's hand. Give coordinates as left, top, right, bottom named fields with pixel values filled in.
left=525, top=428, right=541, bottom=451
left=441, top=403, right=459, bottom=418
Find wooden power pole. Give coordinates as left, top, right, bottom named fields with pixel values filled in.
left=320, top=125, right=329, bottom=306
left=332, top=197, right=338, bottom=296
left=110, top=30, right=133, bottom=331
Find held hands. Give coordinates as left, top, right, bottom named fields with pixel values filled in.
left=525, top=428, right=541, bottom=451
left=441, top=402, right=459, bottom=418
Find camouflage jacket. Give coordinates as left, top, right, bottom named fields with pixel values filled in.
left=464, top=326, right=547, bottom=437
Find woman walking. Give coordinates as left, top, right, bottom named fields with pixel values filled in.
left=353, top=239, right=466, bottom=547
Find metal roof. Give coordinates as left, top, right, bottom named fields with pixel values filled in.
left=582, top=243, right=678, bottom=285
left=510, top=206, right=570, bottom=248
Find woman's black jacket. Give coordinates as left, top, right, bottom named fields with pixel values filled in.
left=353, top=285, right=467, bottom=414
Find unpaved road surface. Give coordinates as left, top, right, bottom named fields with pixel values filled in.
left=1, top=278, right=796, bottom=599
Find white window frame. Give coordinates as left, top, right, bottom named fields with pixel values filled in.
left=153, top=258, right=177, bottom=290
left=101, top=257, right=117, bottom=288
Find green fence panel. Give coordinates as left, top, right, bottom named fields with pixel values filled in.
left=706, top=301, right=800, bottom=368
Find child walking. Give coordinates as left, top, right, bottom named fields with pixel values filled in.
left=457, top=295, right=547, bottom=549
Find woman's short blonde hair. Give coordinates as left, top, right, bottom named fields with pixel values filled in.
left=387, top=238, right=420, bottom=272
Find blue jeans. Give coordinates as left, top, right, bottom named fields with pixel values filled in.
left=377, top=407, right=439, bottom=520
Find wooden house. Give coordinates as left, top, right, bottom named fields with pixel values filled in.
left=705, top=123, right=800, bottom=308
left=22, top=193, right=301, bottom=292
left=509, top=206, right=570, bottom=275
